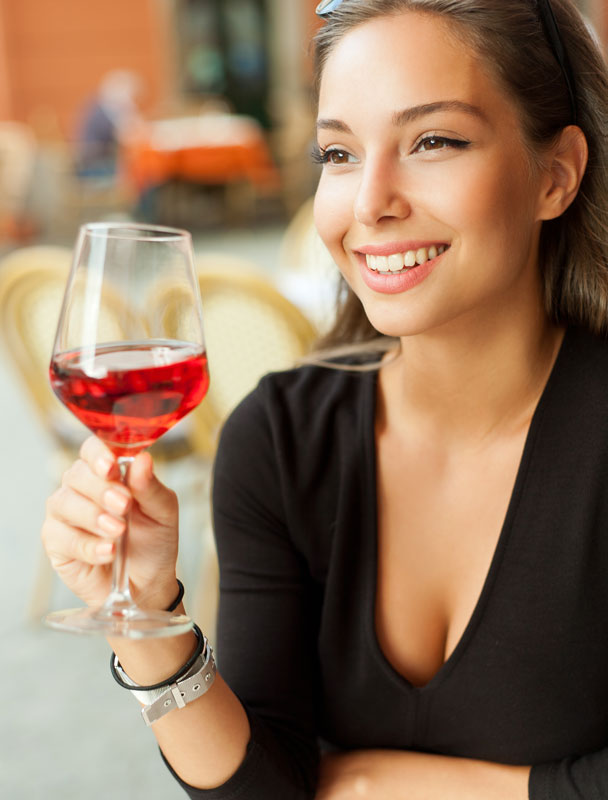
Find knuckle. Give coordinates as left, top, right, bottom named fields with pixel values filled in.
left=78, top=438, right=90, bottom=460
left=61, top=458, right=87, bottom=487
left=69, top=529, right=91, bottom=563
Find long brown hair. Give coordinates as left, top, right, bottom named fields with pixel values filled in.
left=312, top=0, right=608, bottom=352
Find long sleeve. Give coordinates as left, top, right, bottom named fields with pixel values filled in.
left=529, top=749, right=608, bottom=799
left=167, top=382, right=320, bottom=798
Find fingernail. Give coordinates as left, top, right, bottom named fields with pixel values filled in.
left=96, top=542, right=115, bottom=559
left=98, top=514, right=125, bottom=536
left=104, top=489, right=129, bottom=515
left=96, top=457, right=114, bottom=476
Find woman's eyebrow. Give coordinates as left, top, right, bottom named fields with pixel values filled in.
left=392, top=100, right=488, bottom=125
left=316, top=118, right=353, bottom=133
left=316, top=100, right=487, bottom=133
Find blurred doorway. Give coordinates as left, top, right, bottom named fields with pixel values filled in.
left=178, top=0, right=271, bottom=127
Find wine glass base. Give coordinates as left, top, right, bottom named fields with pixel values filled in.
left=43, top=605, right=193, bottom=638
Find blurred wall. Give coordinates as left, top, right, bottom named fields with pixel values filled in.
left=0, top=0, right=174, bottom=138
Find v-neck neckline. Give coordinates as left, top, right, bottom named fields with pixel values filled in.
left=362, top=328, right=571, bottom=694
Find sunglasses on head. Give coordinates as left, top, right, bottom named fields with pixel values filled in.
left=315, top=0, right=577, bottom=124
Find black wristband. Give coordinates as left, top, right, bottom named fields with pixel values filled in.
left=110, top=622, right=205, bottom=692
left=165, top=579, right=185, bottom=612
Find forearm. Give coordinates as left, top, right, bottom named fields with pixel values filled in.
left=317, top=749, right=530, bottom=800
left=110, top=619, right=250, bottom=791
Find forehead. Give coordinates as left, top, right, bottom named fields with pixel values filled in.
left=318, top=11, right=508, bottom=120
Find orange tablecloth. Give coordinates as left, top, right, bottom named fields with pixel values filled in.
left=121, top=114, right=280, bottom=192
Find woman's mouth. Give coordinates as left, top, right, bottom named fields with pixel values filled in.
left=365, top=244, right=449, bottom=275
left=355, top=242, right=450, bottom=294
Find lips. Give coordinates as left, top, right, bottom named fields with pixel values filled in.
left=355, top=242, right=449, bottom=294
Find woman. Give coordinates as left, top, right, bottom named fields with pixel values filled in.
left=42, top=1, right=608, bottom=797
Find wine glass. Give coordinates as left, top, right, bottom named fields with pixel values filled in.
left=45, top=222, right=209, bottom=638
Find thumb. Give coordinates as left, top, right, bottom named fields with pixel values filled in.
left=126, top=452, right=178, bottom=526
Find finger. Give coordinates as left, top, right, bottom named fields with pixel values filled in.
left=42, top=517, right=117, bottom=567
left=79, top=436, right=121, bottom=480
left=63, top=459, right=132, bottom=519
left=126, top=452, right=178, bottom=526
left=47, top=484, right=127, bottom=539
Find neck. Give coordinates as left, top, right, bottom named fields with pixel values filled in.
left=380, top=307, right=564, bottom=446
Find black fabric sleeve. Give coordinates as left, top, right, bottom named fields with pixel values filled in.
left=164, top=382, right=319, bottom=799
left=529, top=749, right=608, bottom=799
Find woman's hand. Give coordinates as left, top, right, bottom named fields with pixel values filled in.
left=41, top=435, right=180, bottom=610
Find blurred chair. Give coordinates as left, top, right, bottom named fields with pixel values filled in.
left=277, top=196, right=339, bottom=335
left=0, top=246, right=82, bottom=461
left=0, top=245, right=194, bottom=622
left=193, top=263, right=318, bottom=458
left=0, top=245, right=138, bottom=621
left=150, top=260, right=318, bottom=633
left=0, top=246, right=84, bottom=622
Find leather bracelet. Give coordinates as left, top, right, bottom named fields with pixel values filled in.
left=165, top=579, right=185, bottom=612
left=110, top=622, right=205, bottom=692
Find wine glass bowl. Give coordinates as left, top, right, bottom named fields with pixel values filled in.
left=45, top=223, right=208, bottom=637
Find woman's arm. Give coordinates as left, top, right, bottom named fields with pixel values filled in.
left=42, top=384, right=320, bottom=798
left=316, top=750, right=530, bottom=800
left=42, top=435, right=252, bottom=790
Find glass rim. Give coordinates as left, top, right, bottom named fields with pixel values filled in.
left=80, top=221, right=192, bottom=242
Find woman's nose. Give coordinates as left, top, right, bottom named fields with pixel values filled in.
left=354, top=159, right=411, bottom=226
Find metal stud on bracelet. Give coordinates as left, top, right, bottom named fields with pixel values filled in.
left=141, top=639, right=216, bottom=726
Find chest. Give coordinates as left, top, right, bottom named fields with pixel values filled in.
left=374, top=428, right=528, bottom=687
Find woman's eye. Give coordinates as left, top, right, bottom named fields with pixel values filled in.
left=413, top=136, right=470, bottom=154
left=312, top=146, right=357, bottom=166
left=327, top=150, right=350, bottom=164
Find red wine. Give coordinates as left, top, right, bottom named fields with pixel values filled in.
left=50, top=341, right=209, bottom=456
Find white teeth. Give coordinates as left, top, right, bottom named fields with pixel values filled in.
left=388, top=253, right=404, bottom=272
left=415, top=248, right=427, bottom=265
left=365, top=245, right=448, bottom=273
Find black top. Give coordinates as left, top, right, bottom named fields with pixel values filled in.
left=165, top=326, right=608, bottom=799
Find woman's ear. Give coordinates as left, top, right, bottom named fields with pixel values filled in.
left=536, top=125, right=588, bottom=221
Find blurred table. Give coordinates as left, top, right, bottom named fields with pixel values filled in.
left=120, top=114, right=280, bottom=194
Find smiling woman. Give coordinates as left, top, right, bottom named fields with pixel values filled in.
left=39, top=2, right=608, bottom=800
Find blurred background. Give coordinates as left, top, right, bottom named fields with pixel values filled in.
left=0, top=1, right=606, bottom=798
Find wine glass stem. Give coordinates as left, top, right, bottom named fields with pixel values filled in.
left=103, top=455, right=135, bottom=609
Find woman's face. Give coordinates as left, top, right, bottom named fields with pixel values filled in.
left=314, top=12, right=549, bottom=339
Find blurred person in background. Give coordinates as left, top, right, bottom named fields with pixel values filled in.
left=74, top=69, right=142, bottom=178
left=40, top=1, right=608, bottom=798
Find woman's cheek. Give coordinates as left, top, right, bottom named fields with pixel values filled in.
left=314, top=181, right=353, bottom=263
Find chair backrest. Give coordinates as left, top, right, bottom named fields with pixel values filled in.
left=276, top=196, right=339, bottom=333
left=0, top=247, right=74, bottom=437
left=151, top=261, right=318, bottom=458
left=0, top=245, right=125, bottom=448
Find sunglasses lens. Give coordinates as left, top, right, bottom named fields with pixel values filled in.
left=316, top=0, right=343, bottom=15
